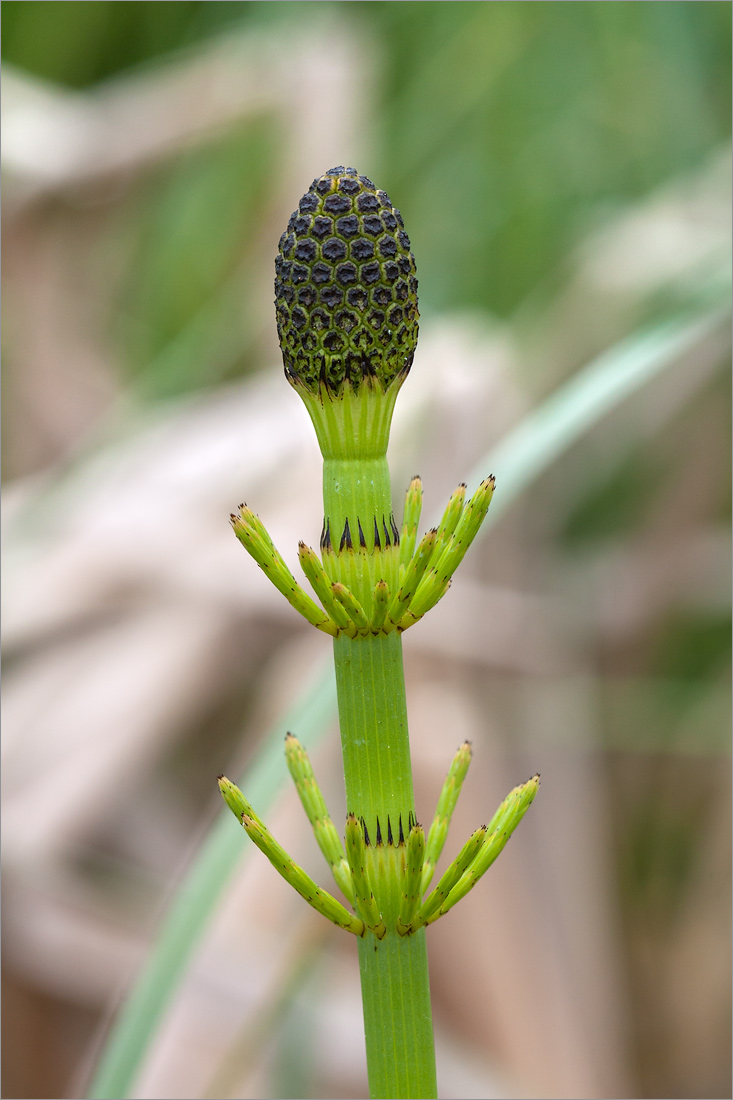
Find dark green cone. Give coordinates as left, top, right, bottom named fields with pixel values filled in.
left=275, top=167, right=419, bottom=396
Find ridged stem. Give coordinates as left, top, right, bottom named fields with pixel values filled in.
left=358, top=911, right=435, bottom=1098
left=327, top=454, right=438, bottom=1099
left=334, top=632, right=413, bottom=838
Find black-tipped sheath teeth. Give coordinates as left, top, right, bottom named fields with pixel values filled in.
left=382, top=517, right=391, bottom=548
left=390, top=513, right=400, bottom=545
left=340, top=518, right=353, bottom=552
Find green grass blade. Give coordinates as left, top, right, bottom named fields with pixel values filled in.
left=472, top=311, right=725, bottom=512
left=88, top=305, right=723, bottom=1098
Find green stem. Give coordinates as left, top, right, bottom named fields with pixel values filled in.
left=335, top=632, right=437, bottom=1098
left=327, top=441, right=438, bottom=1097
left=334, top=632, right=413, bottom=848
left=357, top=923, right=435, bottom=1100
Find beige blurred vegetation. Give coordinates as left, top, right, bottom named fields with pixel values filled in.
left=1, top=3, right=730, bottom=1099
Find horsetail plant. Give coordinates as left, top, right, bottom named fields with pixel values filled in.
left=220, top=166, right=539, bottom=1100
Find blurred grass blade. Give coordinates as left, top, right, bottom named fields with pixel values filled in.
left=87, top=668, right=337, bottom=1099
left=471, top=310, right=725, bottom=510
left=87, top=304, right=724, bottom=1099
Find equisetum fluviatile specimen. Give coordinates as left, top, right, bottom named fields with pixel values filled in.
left=220, top=167, right=538, bottom=1100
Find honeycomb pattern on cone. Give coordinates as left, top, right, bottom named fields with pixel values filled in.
left=275, top=167, right=418, bottom=395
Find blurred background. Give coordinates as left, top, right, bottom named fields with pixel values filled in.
left=2, top=3, right=730, bottom=1098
